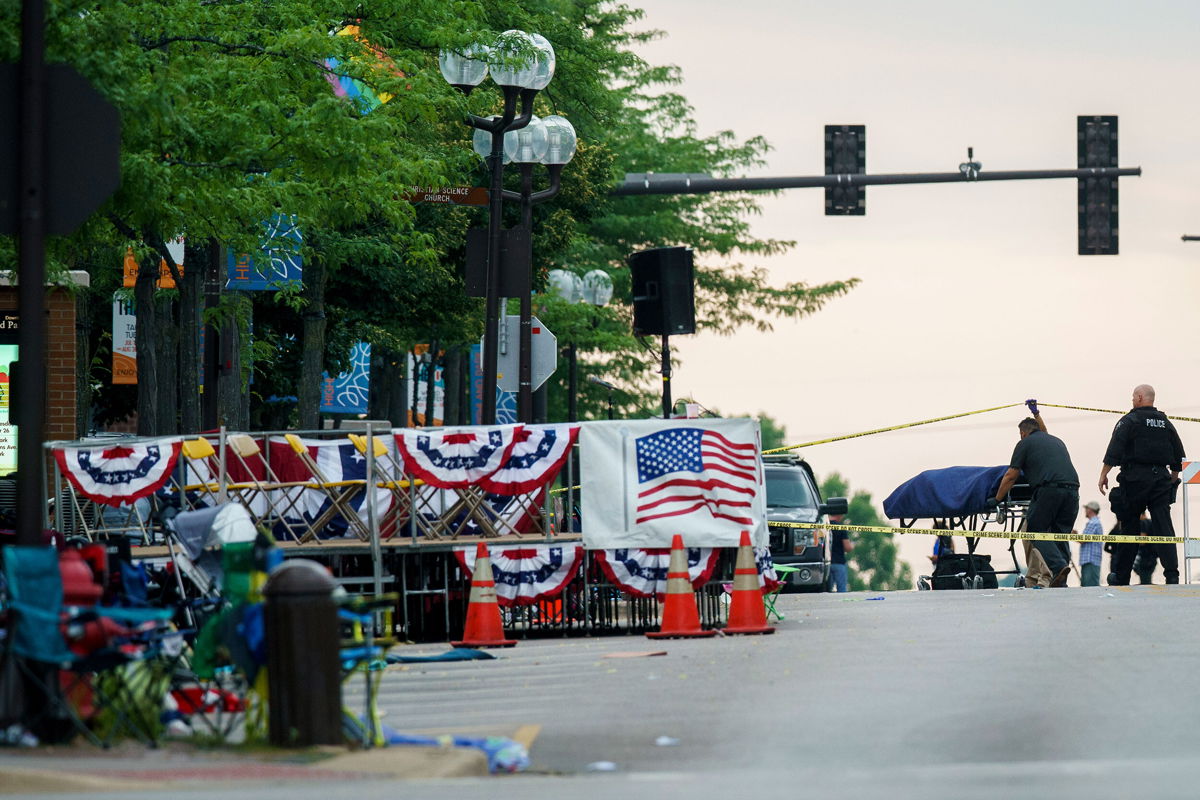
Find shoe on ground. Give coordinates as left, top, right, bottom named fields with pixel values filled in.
left=1050, top=566, right=1071, bottom=588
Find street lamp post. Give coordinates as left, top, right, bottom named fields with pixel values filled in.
left=441, top=32, right=573, bottom=425
left=503, top=115, right=577, bottom=423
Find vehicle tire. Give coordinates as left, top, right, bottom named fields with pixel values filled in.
left=917, top=578, right=930, bottom=591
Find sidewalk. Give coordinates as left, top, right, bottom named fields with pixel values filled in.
left=0, top=736, right=497, bottom=794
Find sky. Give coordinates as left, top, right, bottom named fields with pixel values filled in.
left=631, top=0, right=1200, bottom=581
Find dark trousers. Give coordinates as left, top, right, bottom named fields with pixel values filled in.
left=1109, top=466, right=1179, bottom=585
left=1026, top=485, right=1077, bottom=575
left=1113, top=541, right=1180, bottom=585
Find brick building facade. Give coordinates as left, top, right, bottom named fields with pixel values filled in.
left=0, top=271, right=87, bottom=444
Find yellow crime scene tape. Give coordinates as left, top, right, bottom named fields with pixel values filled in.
left=764, top=400, right=1200, bottom=455
left=762, top=402, right=1023, bottom=454
left=1038, top=403, right=1200, bottom=424
left=770, top=519, right=1181, bottom=546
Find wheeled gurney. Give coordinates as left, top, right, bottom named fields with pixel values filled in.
left=882, top=466, right=1032, bottom=590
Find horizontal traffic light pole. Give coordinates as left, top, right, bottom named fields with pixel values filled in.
left=612, top=167, right=1142, bottom=196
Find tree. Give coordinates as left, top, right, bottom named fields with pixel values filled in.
left=821, top=473, right=913, bottom=591
left=4, top=0, right=859, bottom=434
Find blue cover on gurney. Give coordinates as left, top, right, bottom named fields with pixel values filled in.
left=882, top=466, right=1009, bottom=520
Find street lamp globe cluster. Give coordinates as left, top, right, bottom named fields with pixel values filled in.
left=441, top=31, right=578, bottom=425
left=548, top=268, right=613, bottom=423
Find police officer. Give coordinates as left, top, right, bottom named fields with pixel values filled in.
left=1098, top=384, right=1185, bottom=585
left=991, top=409, right=1078, bottom=588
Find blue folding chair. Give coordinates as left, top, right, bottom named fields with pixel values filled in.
left=1, top=545, right=177, bottom=747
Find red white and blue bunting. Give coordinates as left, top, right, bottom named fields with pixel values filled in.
left=756, top=545, right=782, bottom=594
left=594, top=547, right=721, bottom=600
left=53, top=438, right=183, bottom=507
left=395, top=425, right=522, bottom=489
left=454, top=545, right=584, bottom=607
left=477, top=423, right=580, bottom=495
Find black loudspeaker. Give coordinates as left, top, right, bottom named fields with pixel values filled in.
left=628, top=246, right=695, bottom=337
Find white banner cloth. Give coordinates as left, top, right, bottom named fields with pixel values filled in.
left=580, top=418, right=766, bottom=548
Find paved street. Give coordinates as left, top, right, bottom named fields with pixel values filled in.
left=362, top=584, right=1200, bottom=798
left=7, top=584, right=1200, bottom=799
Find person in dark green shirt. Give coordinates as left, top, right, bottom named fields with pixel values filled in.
left=992, top=415, right=1079, bottom=588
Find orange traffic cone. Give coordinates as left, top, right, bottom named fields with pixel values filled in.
left=647, top=534, right=717, bottom=639
left=452, top=542, right=517, bottom=648
left=724, top=530, right=775, bottom=635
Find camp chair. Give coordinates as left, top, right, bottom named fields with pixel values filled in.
left=338, top=594, right=397, bottom=748
left=163, top=505, right=270, bottom=741
left=721, top=563, right=795, bottom=623
left=763, top=565, right=798, bottom=622
left=1, top=545, right=179, bottom=747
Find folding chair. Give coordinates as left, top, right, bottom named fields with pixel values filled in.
left=763, top=565, right=799, bottom=622
left=165, top=437, right=226, bottom=511
left=1, top=545, right=179, bottom=747
left=275, top=434, right=373, bottom=541
left=221, top=434, right=313, bottom=543
left=348, top=433, right=415, bottom=539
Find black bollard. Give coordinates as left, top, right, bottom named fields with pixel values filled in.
left=263, top=560, right=341, bottom=746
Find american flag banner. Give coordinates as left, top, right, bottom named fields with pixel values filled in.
left=394, top=425, right=523, bottom=489
left=594, top=547, right=720, bottom=600
left=634, top=427, right=758, bottom=526
left=477, top=423, right=580, bottom=495
left=54, top=437, right=183, bottom=507
left=454, top=545, right=584, bottom=607
left=580, top=418, right=767, bottom=549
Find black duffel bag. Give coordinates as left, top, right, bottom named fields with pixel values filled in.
left=931, top=553, right=998, bottom=590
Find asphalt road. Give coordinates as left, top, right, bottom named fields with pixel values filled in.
left=15, top=584, right=1200, bottom=799
left=343, top=583, right=1200, bottom=799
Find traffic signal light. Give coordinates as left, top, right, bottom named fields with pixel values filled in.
left=825, top=125, right=865, bottom=215
left=1077, top=116, right=1118, bottom=255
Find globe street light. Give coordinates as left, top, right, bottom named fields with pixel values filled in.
left=441, top=30, right=556, bottom=424
left=548, top=268, right=611, bottom=424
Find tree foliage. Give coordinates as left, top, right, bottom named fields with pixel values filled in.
left=1, top=0, right=859, bottom=432
left=821, top=473, right=913, bottom=591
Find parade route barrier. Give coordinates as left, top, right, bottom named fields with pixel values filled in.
left=1181, top=460, right=1200, bottom=584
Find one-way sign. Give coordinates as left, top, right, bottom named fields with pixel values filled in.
left=0, top=63, right=121, bottom=235
left=491, top=315, right=557, bottom=393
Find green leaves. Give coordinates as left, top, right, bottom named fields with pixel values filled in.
left=821, top=472, right=914, bottom=591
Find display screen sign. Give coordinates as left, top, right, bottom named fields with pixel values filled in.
left=0, top=312, right=18, bottom=475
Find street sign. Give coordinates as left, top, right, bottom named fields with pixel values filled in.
left=491, top=315, right=557, bottom=393
left=0, top=63, right=121, bottom=235
left=403, top=186, right=489, bottom=206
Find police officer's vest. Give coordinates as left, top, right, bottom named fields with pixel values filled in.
left=1120, top=408, right=1175, bottom=467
